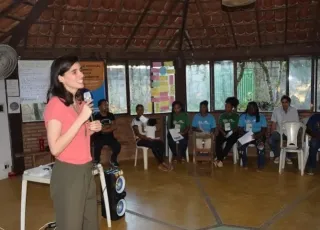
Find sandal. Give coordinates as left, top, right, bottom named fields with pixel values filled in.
left=158, top=164, right=169, bottom=172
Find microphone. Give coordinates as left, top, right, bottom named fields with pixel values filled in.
left=83, top=91, right=94, bottom=121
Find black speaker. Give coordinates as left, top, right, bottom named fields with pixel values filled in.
left=101, top=168, right=127, bottom=221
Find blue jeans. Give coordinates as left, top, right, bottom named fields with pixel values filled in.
left=307, top=138, right=320, bottom=169
left=269, top=131, right=287, bottom=158
left=238, top=138, right=266, bottom=168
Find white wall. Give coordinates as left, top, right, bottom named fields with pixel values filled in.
left=0, top=80, right=12, bottom=180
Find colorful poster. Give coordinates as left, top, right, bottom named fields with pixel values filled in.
left=80, top=61, right=106, bottom=112
left=150, top=61, right=175, bottom=113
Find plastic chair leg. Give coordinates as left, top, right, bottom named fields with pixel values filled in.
left=143, top=148, right=148, bottom=170
left=134, top=148, right=138, bottom=167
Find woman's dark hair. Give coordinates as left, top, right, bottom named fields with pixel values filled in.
left=170, top=101, right=184, bottom=128
left=281, top=95, right=291, bottom=104
left=46, top=56, right=80, bottom=106
left=199, top=100, right=209, bottom=113
left=245, top=101, right=260, bottom=122
left=225, top=97, right=239, bottom=109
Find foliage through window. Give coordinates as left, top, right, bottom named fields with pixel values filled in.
left=214, top=61, right=234, bottom=110
left=107, top=64, right=127, bottom=114
left=186, top=63, right=210, bottom=112
left=129, top=63, right=152, bottom=115
left=236, top=61, right=287, bottom=111
left=289, top=57, right=312, bottom=110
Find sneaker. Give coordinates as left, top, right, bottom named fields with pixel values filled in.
left=217, top=161, right=223, bottom=167
left=274, top=157, right=280, bottom=164
left=306, top=169, right=314, bottom=176
left=286, top=158, right=293, bottom=165
left=110, top=161, right=119, bottom=167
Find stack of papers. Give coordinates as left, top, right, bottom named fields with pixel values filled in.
left=169, top=129, right=184, bottom=142
left=238, top=131, right=254, bottom=145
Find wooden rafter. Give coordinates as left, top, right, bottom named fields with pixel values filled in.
left=227, top=12, right=237, bottom=48
left=166, top=30, right=180, bottom=51
left=0, top=0, right=24, bottom=16
left=77, top=0, right=93, bottom=48
left=184, top=30, right=193, bottom=51
left=4, top=0, right=50, bottom=47
left=196, top=0, right=214, bottom=49
left=124, top=0, right=155, bottom=51
left=102, top=0, right=124, bottom=49
left=145, top=0, right=180, bottom=52
left=18, top=43, right=320, bottom=60
left=179, top=0, right=190, bottom=51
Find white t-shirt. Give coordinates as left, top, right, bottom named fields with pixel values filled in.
left=271, top=106, right=299, bottom=132
left=131, top=118, right=147, bottom=139
left=145, top=126, right=156, bottom=139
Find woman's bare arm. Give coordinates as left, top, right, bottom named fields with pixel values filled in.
left=47, top=117, right=84, bottom=156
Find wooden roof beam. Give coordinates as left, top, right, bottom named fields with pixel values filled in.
left=227, top=12, right=237, bottom=48
left=124, top=0, right=154, bottom=51
left=4, top=0, right=50, bottom=47
left=145, top=0, right=180, bottom=52
left=179, top=0, right=190, bottom=51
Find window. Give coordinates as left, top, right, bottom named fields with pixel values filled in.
left=107, top=64, right=127, bottom=114
left=151, top=61, right=176, bottom=113
left=289, top=57, right=312, bottom=110
left=129, top=62, right=152, bottom=115
left=214, top=61, right=234, bottom=110
left=236, top=61, right=287, bottom=111
left=186, top=62, right=210, bottom=112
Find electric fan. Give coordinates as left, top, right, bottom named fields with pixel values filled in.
left=0, top=44, right=18, bottom=80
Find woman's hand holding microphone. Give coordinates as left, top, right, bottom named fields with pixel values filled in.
left=79, top=99, right=102, bottom=133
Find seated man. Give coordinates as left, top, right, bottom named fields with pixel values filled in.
left=132, top=104, right=172, bottom=172
left=305, top=114, right=320, bottom=175
left=93, top=99, right=121, bottom=167
left=270, top=95, right=299, bottom=165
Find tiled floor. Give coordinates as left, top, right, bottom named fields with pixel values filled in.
left=0, top=158, right=319, bottom=230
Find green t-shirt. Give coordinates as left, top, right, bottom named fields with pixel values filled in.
left=219, top=112, right=239, bottom=131
left=168, top=112, right=190, bottom=132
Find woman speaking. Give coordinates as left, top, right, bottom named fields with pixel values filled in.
left=44, top=56, right=102, bottom=230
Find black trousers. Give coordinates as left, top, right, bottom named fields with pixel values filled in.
left=167, top=133, right=189, bottom=158
left=94, top=136, right=121, bottom=163
left=136, top=139, right=165, bottom=163
left=215, top=132, right=239, bottom=161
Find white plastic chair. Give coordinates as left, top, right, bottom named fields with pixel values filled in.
left=222, top=142, right=239, bottom=164
left=132, top=126, right=149, bottom=170
left=279, top=122, right=307, bottom=176
left=165, top=116, right=189, bottom=163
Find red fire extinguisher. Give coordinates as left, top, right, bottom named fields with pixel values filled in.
left=39, top=137, right=45, bottom=152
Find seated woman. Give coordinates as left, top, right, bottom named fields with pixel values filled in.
left=167, top=101, right=190, bottom=163
left=192, top=100, right=216, bottom=134
left=238, top=101, right=267, bottom=170
left=215, top=97, right=239, bottom=167
left=192, top=100, right=216, bottom=157
left=131, top=104, right=172, bottom=172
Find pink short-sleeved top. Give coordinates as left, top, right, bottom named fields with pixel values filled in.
left=44, top=96, right=91, bottom=164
